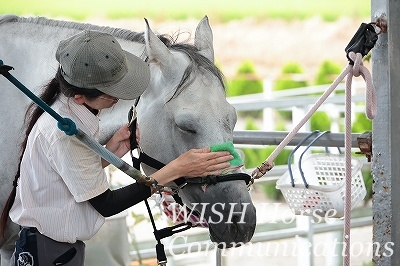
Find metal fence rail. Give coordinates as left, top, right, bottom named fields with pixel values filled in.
left=233, top=130, right=361, bottom=147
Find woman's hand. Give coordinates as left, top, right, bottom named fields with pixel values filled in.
left=151, top=147, right=233, bottom=185
left=103, top=124, right=131, bottom=167
left=173, top=147, right=233, bottom=177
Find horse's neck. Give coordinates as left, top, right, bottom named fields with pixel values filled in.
left=0, top=16, right=146, bottom=144
left=0, top=17, right=145, bottom=81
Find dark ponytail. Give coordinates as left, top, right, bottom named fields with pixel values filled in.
left=0, top=69, right=103, bottom=237
left=0, top=74, right=60, bottom=236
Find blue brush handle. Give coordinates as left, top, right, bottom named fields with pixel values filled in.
left=0, top=60, right=157, bottom=187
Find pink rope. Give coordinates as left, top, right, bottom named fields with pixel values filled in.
left=250, top=52, right=375, bottom=180
left=249, top=52, right=376, bottom=264
left=250, top=66, right=351, bottom=181
left=342, top=52, right=375, bottom=266
left=344, top=67, right=354, bottom=266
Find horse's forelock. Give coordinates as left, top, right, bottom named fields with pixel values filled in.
left=165, top=42, right=226, bottom=102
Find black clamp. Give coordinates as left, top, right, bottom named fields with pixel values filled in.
left=345, top=23, right=378, bottom=65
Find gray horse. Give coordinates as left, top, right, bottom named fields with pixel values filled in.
left=0, top=15, right=256, bottom=265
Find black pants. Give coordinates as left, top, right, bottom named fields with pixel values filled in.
left=14, top=227, right=85, bottom=266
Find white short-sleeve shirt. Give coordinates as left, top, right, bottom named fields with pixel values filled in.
left=10, top=95, right=110, bottom=243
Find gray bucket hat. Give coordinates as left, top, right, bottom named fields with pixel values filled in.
left=56, top=30, right=150, bottom=100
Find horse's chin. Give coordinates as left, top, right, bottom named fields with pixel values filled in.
left=208, top=218, right=256, bottom=249
left=179, top=181, right=257, bottom=248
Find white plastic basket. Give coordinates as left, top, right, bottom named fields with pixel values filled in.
left=276, top=131, right=367, bottom=218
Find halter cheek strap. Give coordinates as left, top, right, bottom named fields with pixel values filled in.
left=128, top=104, right=188, bottom=192
left=128, top=104, right=193, bottom=266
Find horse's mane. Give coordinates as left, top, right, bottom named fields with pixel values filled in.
left=0, top=14, right=225, bottom=96
left=0, top=14, right=145, bottom=43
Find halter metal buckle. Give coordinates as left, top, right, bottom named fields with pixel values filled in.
left=178, top=182, right=187, bottom=189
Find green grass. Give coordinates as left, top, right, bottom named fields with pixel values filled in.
left=1, top=0, right=371, bottom=22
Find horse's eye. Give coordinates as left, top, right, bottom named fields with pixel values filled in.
left=177, top=124, right=197, bottom=134
left=175, top=114, right=198, bottom=134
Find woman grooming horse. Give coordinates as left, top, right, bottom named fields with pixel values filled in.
left=0, top=30, right=233, bottom=266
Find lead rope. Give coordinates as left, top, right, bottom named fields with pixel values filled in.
left=249, top=20, right=384, bottom=263
left=249, top=20, right=382, bottom=183
left=343, top=52, right=375, bottom=266
left=249, top=39, right=378, bottom=266
left=249, top=59, right=373, bottom=182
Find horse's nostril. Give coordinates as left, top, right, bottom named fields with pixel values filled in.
left=231, top=215, right=240, bottom=224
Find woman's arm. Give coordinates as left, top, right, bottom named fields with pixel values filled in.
left=89, top=183, right=151, bottom=217
left=90, top=148, right=232, bottom=216
left=105, top=124, right=233, bottom=183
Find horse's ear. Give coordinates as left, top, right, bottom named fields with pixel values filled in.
left=194, top=16, right=214, bottom=63
left=144, top=18, right=174, bottom=69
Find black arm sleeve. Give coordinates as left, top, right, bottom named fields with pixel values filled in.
left=88, top=183, right=151, bottom=217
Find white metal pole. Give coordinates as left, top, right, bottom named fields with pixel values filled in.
left=216, top=248, right=222, bottom=266
left=371, top=1, right=395, bottom=265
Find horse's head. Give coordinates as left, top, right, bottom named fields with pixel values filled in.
left=136, top=16, right=256, bottom=248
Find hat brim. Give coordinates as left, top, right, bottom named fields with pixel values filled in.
left=96, top=51, right=150, bottom=100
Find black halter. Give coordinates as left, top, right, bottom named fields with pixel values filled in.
left=127, top=103, right=251, bottom=265
left=132, top=144, right=251, bottom=200
left=128, top=103, right=192, bottom=265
